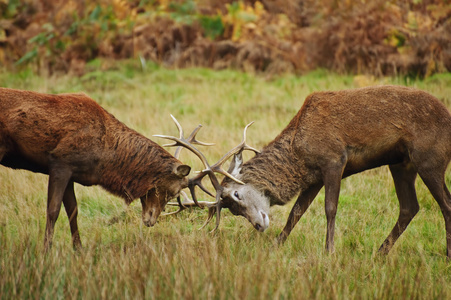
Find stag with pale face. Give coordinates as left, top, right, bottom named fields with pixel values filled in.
left=220, top=86, right=451, bottom=258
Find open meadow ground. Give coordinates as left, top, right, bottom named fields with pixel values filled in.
left=1, top=64, right=451, bottom=299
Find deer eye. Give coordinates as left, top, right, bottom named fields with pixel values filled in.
left=234, top=191, right=241, bottom=200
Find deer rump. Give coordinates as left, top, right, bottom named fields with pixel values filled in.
left=220, top=85, right=451, bottom=257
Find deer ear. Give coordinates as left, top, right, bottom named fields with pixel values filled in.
left=227, top=151, right=243, bottom=176
left=175, top=164, right=191, bottom=178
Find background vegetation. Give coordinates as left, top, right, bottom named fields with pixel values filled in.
left=0, top=64, right=451, bottom=298
left=1, top=0, right=451, bottom=298
left=1, top=0, right=451, bottom=77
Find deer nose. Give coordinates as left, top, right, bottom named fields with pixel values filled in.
left=143, top=210, right=158, bottom=227
left=253, top=212, right=269, bottom=232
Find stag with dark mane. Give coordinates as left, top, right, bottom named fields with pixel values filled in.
left=0, top=88, right=193, bottom=250
left=217, top=85, right=451, bottom=257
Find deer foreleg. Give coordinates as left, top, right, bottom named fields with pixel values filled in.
left=277, top=183, right=323, bottom=245
left=63, top=181, right=82, bottom=250
left=44, top=167, right=72, bottom=251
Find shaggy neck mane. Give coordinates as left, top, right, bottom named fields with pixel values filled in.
left=99, top=118, right=176, bottom=203
left=240, top=130, right=307, bottom=205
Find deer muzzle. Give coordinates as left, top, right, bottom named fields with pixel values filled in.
left=142, top=207, right=160, bottom=227
left=250, top=211, right=270, bottom=232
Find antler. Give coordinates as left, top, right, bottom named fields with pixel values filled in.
left=157, top=116, right=214, bottom=214
left=164, top=192, right=217, bottom=229
left=155, top=115, right=259, bottom=230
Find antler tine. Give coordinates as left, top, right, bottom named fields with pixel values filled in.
left=154, top=116, right=211, bottom=170
left=171, top=114, right=184, bottom=139
left=155, top=133, right=210, bottom=169
left=161, top=193, right=188, bottom=216
left=165, top=200, right=218, bottom=232
left=242, top=121, right=260, bottom=153
left=174, top=122, right=215, bottom=159
left=187, top=124, right=215, bottom=147
left=162, top=191, right=217, bottom=218
left=207, top=121, right=260, bottom=185
left=158, top=114, right=185, bottom=150
left=161, top=190, right=214, bottom=217
left=173, top=124, right=198, bottom=159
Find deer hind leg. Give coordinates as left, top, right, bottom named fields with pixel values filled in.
left=277, top=183, right=323, bottom=245
left=63, top=181, right=82, bottom=250
left=44, top=166, right=72, bottom=251
left=417, top=162, right=451, bottom=259
left=379, top=163, right=419, bottom=255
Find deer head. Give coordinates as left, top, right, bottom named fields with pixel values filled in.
left=220, top=151, right=270, bottom=232
left=139, top=163, right=191, bottom=227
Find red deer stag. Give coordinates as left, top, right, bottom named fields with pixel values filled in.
left=219, top=85, right=451, bottom=258
left=0, top=88, right=193, bottom=250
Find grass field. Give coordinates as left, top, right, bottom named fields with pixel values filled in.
left=1, top=62, right=451, bottom=299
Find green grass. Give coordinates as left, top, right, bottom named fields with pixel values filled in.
left=1, top=64, right=451, bottom=299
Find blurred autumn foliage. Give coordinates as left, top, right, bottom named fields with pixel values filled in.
left=1, top=0, right=450, bottom=77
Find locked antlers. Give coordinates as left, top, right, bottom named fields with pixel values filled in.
left=154, top=115, right=259, bottom=230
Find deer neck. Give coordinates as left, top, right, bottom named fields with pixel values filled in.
left=240, top=139, right=309, bottom=206
left=98, top=121, right=161, bottom=202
